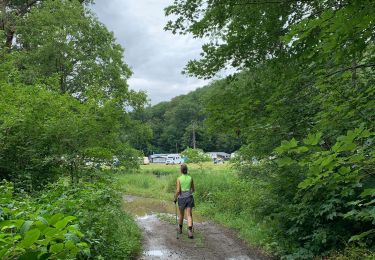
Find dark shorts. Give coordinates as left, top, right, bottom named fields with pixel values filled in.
left=178, top=195, right=195, bottom=209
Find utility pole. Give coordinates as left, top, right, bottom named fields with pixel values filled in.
left=192, top=122, right=196, bottom=149
left=175, top=142, right=178, bottom=153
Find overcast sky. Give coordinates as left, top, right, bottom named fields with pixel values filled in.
left=91, top=0, right=211, bottom=105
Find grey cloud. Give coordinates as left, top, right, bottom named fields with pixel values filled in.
left=91, top=0, right=209, bottom=104
left=129, top=77, right=206, bottom=105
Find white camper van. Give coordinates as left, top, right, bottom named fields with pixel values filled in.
left=165, top=154, right=182, bottom=165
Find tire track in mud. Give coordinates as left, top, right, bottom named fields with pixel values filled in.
left=123, top=195, right=270, bottom=260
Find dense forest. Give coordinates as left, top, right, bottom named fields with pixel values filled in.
left=1, top=0, right=374, bottom=259
left=133, top=85, right=241, bottom=154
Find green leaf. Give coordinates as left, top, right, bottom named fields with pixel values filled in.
left=65, top=240, right=75, bottom=250
left=298, top=178, right=313, bottom=189
left=358, top=128, right=373, bottom=138
left=65, top=232, right=80, bottom=243
left=77, top=242, right=88, bottom=248
left=1, top=224, right=16, bottom=231
left=50, top=243, right=64, bottom=253
left=339, top=142, right=356, bottom=152
left=348, top=154, right=364, bottom=163
left=349, top=229, right=375, bottom=242
left=277, top=156, right=295, bottom=167
left=19, top=229, right=40, bottom=248
left=43, top=226, right=58, bottom=237
left=48, top=213, right=65, bottom=226
left=36, top=216, right=49, bottom=226
left=67, top=225, right=84, bottom=237
left=0, top=219, right=24, bottom=230
left=338, top=167, right=350, bottom=175
left=54, top=216, right=76, bottom=230
left=363, top=199, right=375, bottom=207
left=275, top=138, right=299, bottom=154
left=36, top=239, right=50, bottom=246
left=291, top=146, right=309, bottom=154
left=321, top=155, right=335, bottom=167
left=360, top=189, right=375, bottom=198
left=303, top=132, right=322, bottom=146
left=20, top=221, right=33, bottom=235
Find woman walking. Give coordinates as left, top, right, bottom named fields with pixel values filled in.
left=174, top=163, right=195, bottom=238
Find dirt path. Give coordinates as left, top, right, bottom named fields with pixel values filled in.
left=123, top=195, right=270, bottom=260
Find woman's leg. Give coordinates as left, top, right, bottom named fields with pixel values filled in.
left=186, top=207, right=193, bottom=238
left=186, top=207, right=193, bottom=227
left=178, top=207, right=184, bottom=226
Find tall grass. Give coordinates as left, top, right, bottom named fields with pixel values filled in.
left=117, top=167, right=177, bottom=200
left=117, top=163, right=274, bottom=255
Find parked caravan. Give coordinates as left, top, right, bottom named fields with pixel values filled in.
left=165, top=154, right=183, bottom=165
left=150, top=154, right=168, bottom=163
left=143, top=157, right=150, bottom=165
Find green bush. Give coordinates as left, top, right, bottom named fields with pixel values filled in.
left=0, top=173, right=141, bottom=260
left=181, top=148, right=211, bottom=164
left=273, top=129, right=375, bottom=258
left=233, top=128, right=375, bottom=258
left=0, top=180, right=90, bottom=259
left=35, top=174, right=141, bottom=259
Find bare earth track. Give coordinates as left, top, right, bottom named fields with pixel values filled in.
left=123, top=195, right=270, bottom=260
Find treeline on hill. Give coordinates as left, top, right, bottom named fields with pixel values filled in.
left=133, top=85, right=242, bottom=154
left=0, top=0, right=146, bottom=258
left=165, top=0, right=375, bottom=259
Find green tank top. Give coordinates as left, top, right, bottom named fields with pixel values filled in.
left=179, top=175, right=192, bottom=192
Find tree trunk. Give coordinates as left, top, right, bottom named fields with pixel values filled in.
left=1, top=0, right=40, bottom=50
left=5, top=30, right=14, bottom=49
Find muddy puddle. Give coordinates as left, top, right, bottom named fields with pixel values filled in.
left=122, top=194, right=205, bottom=222
left=123, top=194, right=268, bottom=260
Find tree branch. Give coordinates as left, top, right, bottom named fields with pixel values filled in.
left=325, top=63, right=375, bottom=78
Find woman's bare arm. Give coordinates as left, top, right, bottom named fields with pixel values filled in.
left=174, top=179, right=181, bottom=202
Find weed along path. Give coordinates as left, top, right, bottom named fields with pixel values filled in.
left=123, top=194, right=269, bottom=260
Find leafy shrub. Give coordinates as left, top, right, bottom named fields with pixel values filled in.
left=181, top=148, right=211, bottom=164
left=0, top=180, right=89, bottom=259
left=235, top=128, right=375, bottom=258
left=273, top=129, right=374, bottom=255
left=35, top=174, right=141, bottom=259
left=0, top=173, right=141, bottom=260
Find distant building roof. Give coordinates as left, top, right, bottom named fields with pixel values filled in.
left=150, top=153, right=181, bottom=158
left=208, top=152, right=230, bottom=156
left=150, top=154, right=168, bottom=158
